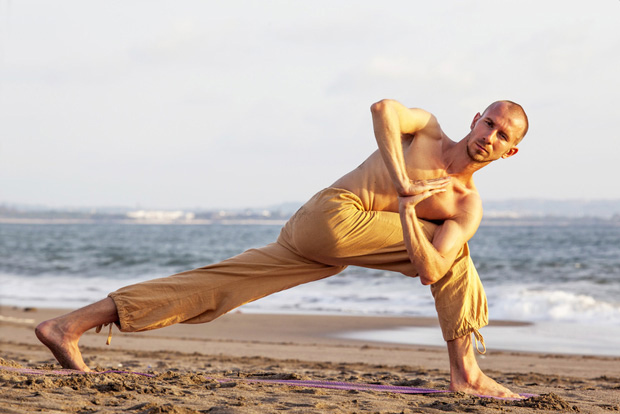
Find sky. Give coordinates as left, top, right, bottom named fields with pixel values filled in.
left=0, top=1, right=618, bottom=209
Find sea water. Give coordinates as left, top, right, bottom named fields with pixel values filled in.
left=1, top=221, right=619, bottom=355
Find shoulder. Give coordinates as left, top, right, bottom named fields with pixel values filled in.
left=410, top=109, right=443, bottom=142
left=371, top=99, right=440, bottom=135
left=409, top=107, right=440, bottom=134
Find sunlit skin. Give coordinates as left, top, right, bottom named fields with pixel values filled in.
left=36, top=99, right=528, bottom=399
left=333, top=99, right=527, bottom=397
left=466, top=104, right=521, bottom=164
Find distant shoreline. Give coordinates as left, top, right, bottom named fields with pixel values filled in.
left=3, top=198, right=620, bottom=224
left=0, top=218, right=288, bottom=225
left=1, top=216, right=617, bottom=226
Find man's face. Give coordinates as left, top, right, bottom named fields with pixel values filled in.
left=466, top=103, right=524, bottom=163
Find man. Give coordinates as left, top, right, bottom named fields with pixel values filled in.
left=36, top=99, right=528, bottom=398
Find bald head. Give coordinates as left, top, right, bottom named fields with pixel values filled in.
left=482, top=100, right=529, bottom=143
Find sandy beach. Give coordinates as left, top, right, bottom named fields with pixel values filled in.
left=1, top=306, right=619, bottom=413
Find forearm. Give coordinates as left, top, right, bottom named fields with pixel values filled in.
left=399, top=204, right=453, bottom=285
left=371, top=100, right=410, bottom=194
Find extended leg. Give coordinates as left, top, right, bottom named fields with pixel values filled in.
left=110, top=242, right=344, bottom=332
left=36, top=241, right=344, bottom=370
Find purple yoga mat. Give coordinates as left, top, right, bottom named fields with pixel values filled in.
left=0, top=366, right=155, bottom=377
left=0, top=365, right=536, bottom=400
left=225, top=377, right=448, bottom=394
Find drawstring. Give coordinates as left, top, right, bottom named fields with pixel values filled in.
left=95, top=323, right=113, bottom=345
left=472, top=329, right=486, bottom=355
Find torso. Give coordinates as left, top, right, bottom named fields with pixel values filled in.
left=331, top=126, right=480, bottom=223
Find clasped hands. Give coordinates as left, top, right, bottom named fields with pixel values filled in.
left=398, top=176, right=451, bottom=209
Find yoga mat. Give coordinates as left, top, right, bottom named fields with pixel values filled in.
left=0, top=366, right=155, bottom=377
left=0, top=365, right=535, bottom=400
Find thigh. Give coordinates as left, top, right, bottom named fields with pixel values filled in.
left=326, top=209, right=438, bottom=276
left=281, top=188, right=438, bottom=276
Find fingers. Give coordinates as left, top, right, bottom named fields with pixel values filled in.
left=411, top=176, right=451, bottom=193
left=421, top=176, right=451, bottom=186
left=399, top=187, right=446, bottom=206
left=424, top=176, right=451, bottom=183
left=417, top=187, right=446, bottom=202
left=399, top=176, right=451, bottom=198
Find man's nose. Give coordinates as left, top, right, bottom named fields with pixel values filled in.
left=483, top=131, right=497, bottom=145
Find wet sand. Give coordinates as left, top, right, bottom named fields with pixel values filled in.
left=1, top=306, right=619, bottom=413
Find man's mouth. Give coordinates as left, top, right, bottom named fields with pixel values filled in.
left=475, top=142, right=487, bottom=154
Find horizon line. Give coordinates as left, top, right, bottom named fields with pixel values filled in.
left=2, top=197, right=620, bottom=211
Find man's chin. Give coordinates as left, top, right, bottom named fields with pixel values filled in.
left=467, top=151, right=487, bottom=163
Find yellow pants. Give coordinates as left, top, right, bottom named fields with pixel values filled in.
left=109, top=188, right=488, bottom=341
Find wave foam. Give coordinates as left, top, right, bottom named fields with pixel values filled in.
left=3, top=272, right=619, bottom=327
left=488, top=287, right=620, bottom=324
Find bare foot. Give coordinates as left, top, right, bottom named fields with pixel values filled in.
left=35, top=319, right=90, bottom=372
left=450, top=368, right=522, bottom=399
left=447, top=334, right=523, bottom=399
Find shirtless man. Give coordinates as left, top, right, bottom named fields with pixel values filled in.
left=36, top=99, right=528, bottom=398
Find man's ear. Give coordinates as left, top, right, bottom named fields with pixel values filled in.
left=470, top=112, right=481, bottom=130
left=501, top=147, right=519, bottom=159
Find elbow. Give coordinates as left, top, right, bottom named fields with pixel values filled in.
left=419, top=274, right=437, bottom=286
left=418, top=269, right=445, bottom=286
left=417, top=256, right=453, bottom=285
left=370, top=99, right=394, bottom=115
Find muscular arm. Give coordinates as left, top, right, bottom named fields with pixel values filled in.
left=371, top=99, right=479, bottom=284
left=399, top=193, right=481, bottom=285
left=370, top=99, right=436, bottom=195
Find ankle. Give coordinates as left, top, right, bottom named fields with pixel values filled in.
left=447, top=335, right=484, bottom=385
left=452, top=363, right=482, bottom=386
left=36, top=316, right=80, bottom=342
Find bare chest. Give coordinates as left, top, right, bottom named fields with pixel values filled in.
left=414, top=189, right=461, bottom=221
left=403, top=140, right=466, bottom=221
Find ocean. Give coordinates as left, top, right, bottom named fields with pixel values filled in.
left=2, top=220, right=619, bottom=356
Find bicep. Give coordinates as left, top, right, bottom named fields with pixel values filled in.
left=432, top=196, right=482, bottom=258
left=431, top=219, right=471, bottom=262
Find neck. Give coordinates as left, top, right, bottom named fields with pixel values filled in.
left=443, top=134, right=489, bottom=181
